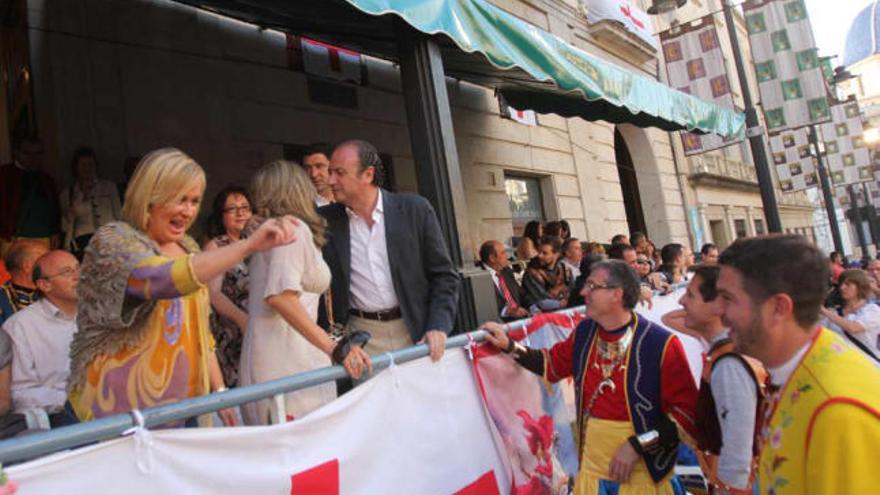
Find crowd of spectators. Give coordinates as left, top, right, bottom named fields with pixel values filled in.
left=0, top=133, right=878, bottom=449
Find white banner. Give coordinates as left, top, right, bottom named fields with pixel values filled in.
left=582, top=0, right=658, bottom=50
left=7, top=352, right=510, bottom=494
left=6, top=291, right=705, bottom=494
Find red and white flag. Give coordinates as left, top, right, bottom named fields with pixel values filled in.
left=287, top=35, right=364, bottom=84
left=506, top=106, right=537, bottom=126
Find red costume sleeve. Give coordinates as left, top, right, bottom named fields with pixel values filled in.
left=544, top=329, right=575, bottom=383
left=660, top=336, right=699, bottom=441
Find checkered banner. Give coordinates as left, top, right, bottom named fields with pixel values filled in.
left=660, top=15, right=741, bottom=155
left=743, top=0, right=830, bottom=133
left=863, top=151, right=880, bottom=209
left=819, top=101, right=872, bottom=186
left=769, top=127, right=818, bottom=193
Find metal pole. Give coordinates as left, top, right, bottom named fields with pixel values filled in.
left=861, top=182, right=880, bottom=252
left=723, top=1, right=783, bottom=232
left=809, top=125, right=845, bottom=253
left=849, top=184, right=869, bottom=258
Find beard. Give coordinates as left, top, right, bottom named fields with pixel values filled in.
left=726, top=311, right=764, bottom=356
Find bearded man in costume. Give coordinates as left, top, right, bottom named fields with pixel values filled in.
left=484, top=259, right=698, bottom=495
left=715, top=235, right=880, bottom=495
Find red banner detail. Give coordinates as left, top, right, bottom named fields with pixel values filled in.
left=290, top=459, right=339, bottom=495
left=453, top=470, right=500, bottom=495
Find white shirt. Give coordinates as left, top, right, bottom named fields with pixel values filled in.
left=1, top=298, right=77, bottom=413
left=823, top=302, right=880, bottom=359
left=347, top=190, right=400, bottom=311
left=707, top=330, right=758, bottom=490
left=768, top=339, right=812, bottom=388
left=561, top=258, right=581, bottom=280
left=315, top=195, right=332, bottom=208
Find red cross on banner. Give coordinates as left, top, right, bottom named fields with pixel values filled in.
left=290, top=459, right=339, bottom=495
left=286, top=35, right=364, bottom=85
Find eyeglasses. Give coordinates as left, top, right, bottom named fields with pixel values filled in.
left=584, top=281, right=618, bottom=291
left=223, top=205, right=251, bottom=214
left=636, top=259, right=651, bottom=265
left=41, top=266, right=79, bottom=280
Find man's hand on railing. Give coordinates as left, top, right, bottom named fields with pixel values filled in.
left=419, top=330, right=447, bottom=362
left=481, top=322, right=510, bottom=352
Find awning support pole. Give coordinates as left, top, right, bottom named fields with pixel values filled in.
left=394, top=21, right=496, bottom=332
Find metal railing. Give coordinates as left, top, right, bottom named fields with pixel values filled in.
left=0, top=307, right=588, bottom=465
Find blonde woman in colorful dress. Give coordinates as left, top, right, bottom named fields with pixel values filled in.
left=67, top=148, right=297, bottom=427
left=240, top=160, right=371, bottom=425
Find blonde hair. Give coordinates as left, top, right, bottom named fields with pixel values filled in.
left=250, top=160, right=326, bottom=247
left=121, top=148, right=206, bottom=232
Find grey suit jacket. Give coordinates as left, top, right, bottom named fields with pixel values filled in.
left=318, top=190, right=461, bottom=342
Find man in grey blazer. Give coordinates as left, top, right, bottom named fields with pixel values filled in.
left=318, top=139, right=460, bottom=363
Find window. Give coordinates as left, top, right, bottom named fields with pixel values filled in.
left=504, top=174, right=545, bottom=237
left=754, top=218, right=765, bottom=235
left=735, top=219, right=747, bottom=238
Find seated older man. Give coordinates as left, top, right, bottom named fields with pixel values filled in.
left=1, top=250, right=79, bottom=428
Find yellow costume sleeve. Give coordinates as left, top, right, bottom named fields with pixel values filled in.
left=805, top=400, right=880, bottom=495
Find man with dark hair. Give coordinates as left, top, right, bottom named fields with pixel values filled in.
left=610, top=233, right=629, bottom=245
left=522, top=236, right=572, bottom=311
left=714, top=235, right=880, bottom=494
left=483, top=259, right=698, bottom=493
left=301, top=143, right=335, bottom=207
left=320, top=139, right=460, bottom=362
left=700, top=243, right=719, bottom=265
left=604, top=242, right=661, bottom=305
left=0, top=240, right=49, bottom=325
left=479, top=240, right=528, bottom=321
left=0, top=137, right=61, bottom=257
left=630, top=232, right=647, bottom=254
left=662, top=265, right=765, bottom=494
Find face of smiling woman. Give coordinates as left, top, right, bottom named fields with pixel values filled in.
left=146, top=182, right=204, bottom=246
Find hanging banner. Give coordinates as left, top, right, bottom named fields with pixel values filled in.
left=286, top=35, right=365, bottom=85
left=743, top=0, right=830, bottom=133
left=498, top=95, right=538, bottom=126
left=582, top=0, right=658, bottom=50
left=6, top=352, right=510, bottom=494
left=660, top=15, right=742, bottom=155
left=769, top=127, right=818, bottom=192
left=819, top=100, right=872, bottom=186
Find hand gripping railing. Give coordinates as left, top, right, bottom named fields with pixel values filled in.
left=0, top=306, right=589, bottom=465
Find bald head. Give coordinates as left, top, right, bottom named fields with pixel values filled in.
left=32, top=250, right=79, bottom=308
left=4, top=240, right=49, bottom=287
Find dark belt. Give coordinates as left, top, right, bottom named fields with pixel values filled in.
left=349, top=307, right=402, bottom=321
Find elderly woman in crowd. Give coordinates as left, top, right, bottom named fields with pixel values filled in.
left=59, top=147, right=122, bottom=260
left=67, top=148, right=297, bottom=427
left=203, top=185, right=253, bottom=388
left=239, top=161, right=371, bottom=425
left=820, top=269, right=880, bottom=361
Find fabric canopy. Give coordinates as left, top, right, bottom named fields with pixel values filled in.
left=179, top=0, right=745, bottom=137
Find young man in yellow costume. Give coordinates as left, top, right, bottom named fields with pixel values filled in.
left=714, top=235, right=880, bottom=495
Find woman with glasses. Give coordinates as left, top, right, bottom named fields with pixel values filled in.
left=239, top=161, right=370, bottom=425
left=59, top=147, right=122, bottom=260
left=203, top=185, right=253, bottom=388
left=67, top=148, right=297, bottom=427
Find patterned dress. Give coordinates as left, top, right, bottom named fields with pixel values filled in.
left=68, top=222, right=215, bottom=426
left=208, top=235, right=249, bottom=387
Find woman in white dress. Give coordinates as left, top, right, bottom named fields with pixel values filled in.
left=240, top=160, right=371, bottom=425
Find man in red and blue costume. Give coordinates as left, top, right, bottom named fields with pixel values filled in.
left=485, top=259, right=698, bottom=495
